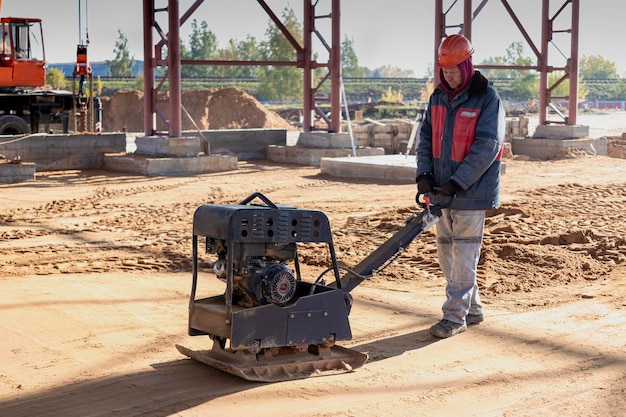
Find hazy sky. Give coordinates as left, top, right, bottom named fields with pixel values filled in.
left=3, top=0, right=625, bottom=77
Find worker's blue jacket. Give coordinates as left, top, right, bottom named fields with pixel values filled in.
left=417, top=71, right=505, bottom=210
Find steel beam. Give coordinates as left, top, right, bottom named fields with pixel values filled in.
left=142, top=0, right=340, bottom=135
left=142, top=1, right=581, bottom=135
left=434, top=0, right=580, bottom=126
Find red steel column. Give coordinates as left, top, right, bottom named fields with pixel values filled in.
left=538, top=0, right=549, bottom=125
left=329, top=0, right=341, bottom=133
left=168, top=0, right=182, bottom=137
left=434, top=0, right=444, bottom=87
left=302, top=0, right=313, bottom=132
left=463, top=0, right=472, bottom=40
left=143, top=0, right=155, bottom=136
left=568, top=0, right=580, bottom=125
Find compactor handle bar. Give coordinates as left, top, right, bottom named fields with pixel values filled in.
left=238, top=192, right=278, bottom=209
left=415, top=188, right=456, bottom=210
left=337, top=191, right=455, bottom=293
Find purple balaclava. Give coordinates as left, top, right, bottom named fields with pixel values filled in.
left=439, top=56, right=475, bottom=97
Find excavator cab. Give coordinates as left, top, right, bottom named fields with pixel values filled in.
left=0, top=17, right=46, bottom=88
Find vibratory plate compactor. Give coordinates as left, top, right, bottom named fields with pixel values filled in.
left=176, top=192, right=449, bottom=382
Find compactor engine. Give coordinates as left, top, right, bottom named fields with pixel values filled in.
left=209, top=238, right=298, bottom=307
left=176, top=192, right=445, bottom=382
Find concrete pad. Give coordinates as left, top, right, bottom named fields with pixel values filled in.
left=135, top=136, right=202, bottom=157
left=182, top=128, right=287, bottom=160
left=0, top=162, right=36, bottom=183
left=102, top=153, right=238, bottom=176
left=0, top=133, right=127, bottom=171
left=533, top=124, right=590, bottom=139
left=320, top=154, right=417, bottom=183
left=512, top=137, right=607, bottom=160
left=297, top=131, right=365, bottom=148
left=267, top=145, right=385, bottom=166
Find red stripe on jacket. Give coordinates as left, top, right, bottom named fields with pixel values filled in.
left=430, top=105, right=482, bottom=162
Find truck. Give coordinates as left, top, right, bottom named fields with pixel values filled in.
left=0, top=1, right=81, bottom=135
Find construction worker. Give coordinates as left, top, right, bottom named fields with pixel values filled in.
left=416, top=34, right=505, bottom=338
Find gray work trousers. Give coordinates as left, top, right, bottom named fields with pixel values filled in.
left=436, top=208, right=485, bottom=324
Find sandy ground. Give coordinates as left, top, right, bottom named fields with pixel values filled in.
left=0, top=149, right=625, bottom=416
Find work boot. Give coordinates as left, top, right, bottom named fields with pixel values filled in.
left=429, top=319, right=467, bottom=338
left=466, top=313, right=484, bottom=325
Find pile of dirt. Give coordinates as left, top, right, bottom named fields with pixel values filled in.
left=607, top=132, right=626, bottom=159
left=101, top=87, right=294, bottom=133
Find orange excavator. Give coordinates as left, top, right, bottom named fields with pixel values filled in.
left=0, top=0, right=94, bottom=134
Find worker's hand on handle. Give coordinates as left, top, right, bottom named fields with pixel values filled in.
left=440, top=180, right=461, bottom=197
left=416, top=187, right=456, bottom=210
left=416, top=173, right=434, bottom=194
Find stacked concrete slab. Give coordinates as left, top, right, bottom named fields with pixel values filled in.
left=0, top=133, right=127, bottom=172
left=103, top=136, right=238, bottom=176
left=0, top=162, right=35, bottom=183
left=267, top=131, right=385, bottom=166
left=320, top=154, right=416, bottom=183
left=512, top=124, right=607, bottom=159
left=349, top=121, right=414, bottom=154
left=103, top=129, right=291, bottom=176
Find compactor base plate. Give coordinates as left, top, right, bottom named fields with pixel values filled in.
left=176, top=343, right=368, bottom=383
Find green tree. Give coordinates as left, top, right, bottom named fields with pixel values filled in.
left=107, top=29, right=135, bottom=77
left=372, top=64, right=414, bottom=78
left=181, top=19, right=218, bottom=78
left=380, top=86, right=403, bottom=103
left=46, top=68, right=67, bottom=89
left=133, top=75, right=144, bottom=91
left=509, top=72, right=539, bottom=101
left=479, top=55, right=510, bottom=79
left=256, top=7, right=303, bottom=101
left=579, top=55, right=618, bottom=79
left=341, top=36, right=365, bottom=78
left=548, top=72, right=589, bottom=101
left=212, top=39, right=240, bottom=78
left=613, top=80, right=626, bottom=100
left=212, top=35, right=262, bottom=78
left=236, top=35, right=263, bottom=78
left=480, top=41, right=534, bottom=79
left=480, top=42, right=539, bottom=102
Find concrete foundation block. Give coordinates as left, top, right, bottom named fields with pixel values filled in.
left=135, top=136, right=202, bottom=157
left=533, top=124, right=590, bottom=139
left=0, top=133, right=127, bottom=171
left=296, top=132, right=365, bottom=149
left=102, top=153, right=238, bottom=176
left=0, top=162, right=36, bottom=183
left=320, top=154, right=416, bottom=183
left=182, top=128, right=287, bottom=160
left=512, top=137, right=607, bottom=160
left=266, top=145, right=385, bottom=166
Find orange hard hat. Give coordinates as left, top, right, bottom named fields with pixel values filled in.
left=437, top=34, right=474, bottom=68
